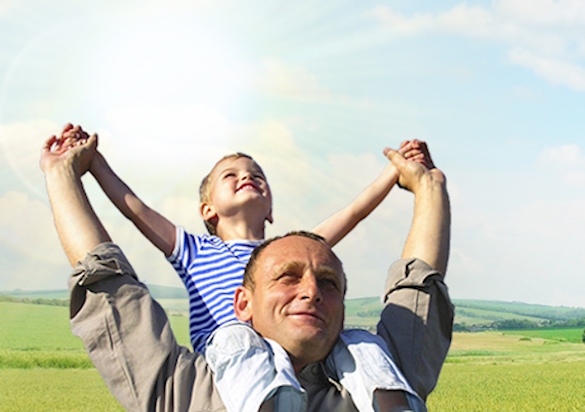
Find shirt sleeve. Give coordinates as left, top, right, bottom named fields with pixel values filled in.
left=68, top=242, right=225, bottom=411
left=376, top=258, right=454, bottom=401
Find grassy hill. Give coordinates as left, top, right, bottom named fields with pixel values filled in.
left=344, top=297, right=585, bottom=330
left=3, top=287, right=585, bottom=331
left=0, top=283, right=188, bottom=301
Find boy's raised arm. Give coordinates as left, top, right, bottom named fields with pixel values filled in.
left=312, top=161, right=399, bottom=247
left=312, top=140, right=432, bottom=247
left=89, top=151, right=177, bottom=257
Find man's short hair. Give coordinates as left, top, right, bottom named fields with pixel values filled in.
left=243, top=231, right=347, bottom=295
left=199, top=152, right=254, bottom=235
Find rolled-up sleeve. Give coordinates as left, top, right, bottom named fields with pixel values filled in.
left=376, top=258, right=454, bottom=401
left=69, top=242, right=225, bottom=412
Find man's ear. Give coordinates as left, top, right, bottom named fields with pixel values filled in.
left=234, top=286, right=253, bottom=322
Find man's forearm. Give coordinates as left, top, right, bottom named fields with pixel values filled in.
left=45, top=163, right=110, bottom=266
left=401, top=171, right=450, bottom=275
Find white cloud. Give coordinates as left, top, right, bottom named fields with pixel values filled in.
left=538, top=143, right=585, bottom=186
left=0, top=0, right=17, bottom=16
left=539, top=143, right=584, bottom=166
left=436, top=5, right=494, bottom=36
left=494, top=0, right=585, bottom=28
left=364, top=7, right=435, bottom=35
left=365, top=2, right=585, bottom=91
left=256, top=58, right=371, bottom=108
left=0, top=191, right=63, bottom=265
left=259, top=58, right=330, bottom=100
left=0, top=120, right=61, bottom=198
left=510, top=48, right=585, bottom=91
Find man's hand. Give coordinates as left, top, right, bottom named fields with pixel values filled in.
left=398, top=139, right=435, bottom=169
left=40, top=124, right=97, bottom=177
left=383, top=147, right=445, bottom=194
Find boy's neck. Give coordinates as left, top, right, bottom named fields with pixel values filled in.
left=215, top=217, right=266, bottom=241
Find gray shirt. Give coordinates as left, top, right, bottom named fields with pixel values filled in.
left=69, top=242, right=453, bottom=411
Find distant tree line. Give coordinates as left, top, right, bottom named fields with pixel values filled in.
left=454, top=317, right=585, bottom=332
left=0, top=295, right=68, bottom=306
left=453, top=301, right=585, bottom=322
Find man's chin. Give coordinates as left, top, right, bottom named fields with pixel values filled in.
left=290, top=328, right=336, bottom=353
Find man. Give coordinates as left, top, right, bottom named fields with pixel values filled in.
left=40, top=128, right=453, bottom=411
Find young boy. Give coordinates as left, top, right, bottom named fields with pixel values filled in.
left=59, top=124, right=433, bottom=410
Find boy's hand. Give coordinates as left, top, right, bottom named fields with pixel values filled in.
left=398, top=139, right=435, bottom=169
left=383, top=147, right=445, bottom=194
left=59, top=123, right=90, bottom=151
left=40, top=123, right=97, bottom=176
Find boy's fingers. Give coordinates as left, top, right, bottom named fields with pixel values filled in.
left=43, top=135, right=57, bottom=152
left=384, top=148, right=407, bottom=168
left=61, top=123, right=74, bottom=136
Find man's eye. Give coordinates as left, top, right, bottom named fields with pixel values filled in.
left=319, top=278, right=339, bottom=290
left=277, top=272, right=298, bottom=282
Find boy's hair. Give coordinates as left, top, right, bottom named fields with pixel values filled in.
left=199, top=152, right=254, bottom=235
left=242, top=231, right=347, bottom=295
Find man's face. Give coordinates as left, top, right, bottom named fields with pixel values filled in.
left=203, top=156, right=272, bottom=223
left=235, top=235, right=346, bottom=370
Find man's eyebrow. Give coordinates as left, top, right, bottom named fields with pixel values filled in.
left=269, top=260, right=341, bottom=278
left=315, top=266, right=340, bottom=277
left=271, top=261, right=303, bottom=276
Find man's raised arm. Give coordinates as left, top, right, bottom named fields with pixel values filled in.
left=40, top=127, right=225, bottom=411
left=40, top=129, right=110, bottom=266
left=384, top=147, right=450, bottom=274
left=377, top=147, right=453, bottom=401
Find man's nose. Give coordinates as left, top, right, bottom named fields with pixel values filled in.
left=300, top=274, right=322, bottom=303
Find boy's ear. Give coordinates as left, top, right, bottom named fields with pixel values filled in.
left=200, top=202, right=217, bottom=223
left=234, top=286, right=253, bottom=322
left=266, top=208, right=274, bottom=224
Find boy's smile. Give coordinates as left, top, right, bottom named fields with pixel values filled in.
left=236, top=181, right=261, bottom=193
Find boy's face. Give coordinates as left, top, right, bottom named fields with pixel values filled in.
left=203, top=156, right=272, bottom=225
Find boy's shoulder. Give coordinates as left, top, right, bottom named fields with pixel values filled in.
left=180, top=227, right=262, bottom=248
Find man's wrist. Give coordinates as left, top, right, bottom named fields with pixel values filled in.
left=43, top=159, right=80, bottom=181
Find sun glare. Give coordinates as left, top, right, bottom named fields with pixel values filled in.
left=85, top=17, right=254, bottom=117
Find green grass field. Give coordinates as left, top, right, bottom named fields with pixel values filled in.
left=2, top=300, right=585, bottom=411
left=429, top=361, right=585, bottom=411
left=502, top=327, right=583, bottom=343
left=0, top=369, right=124, bottom=411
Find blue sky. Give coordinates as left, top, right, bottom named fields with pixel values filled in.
left=1, top=0, right=584, bottom=307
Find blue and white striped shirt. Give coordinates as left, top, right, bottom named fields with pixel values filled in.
left=167, top=226, right=262, bottom=352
